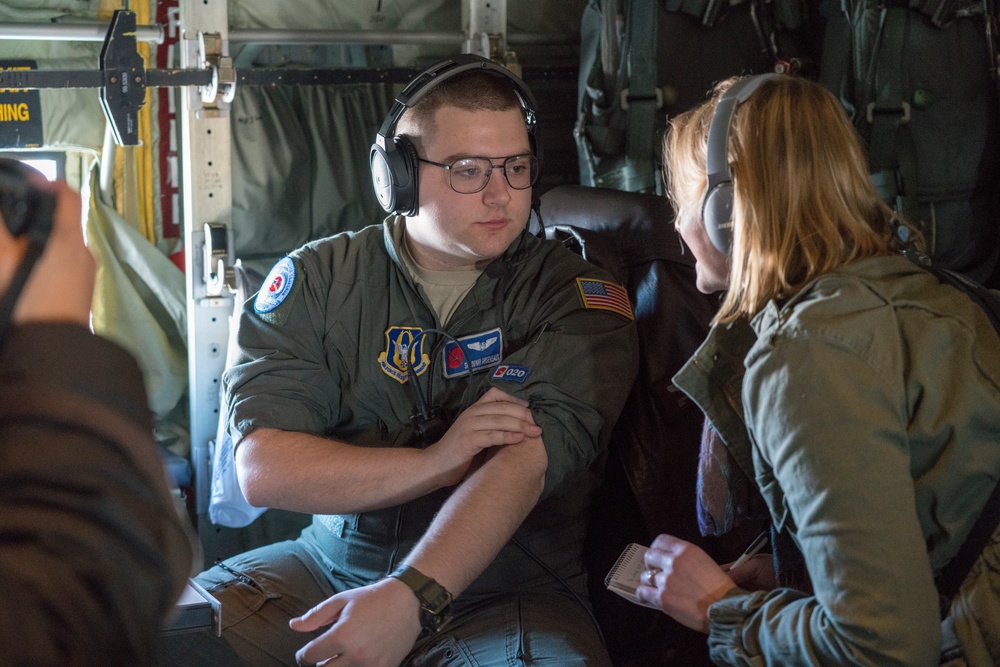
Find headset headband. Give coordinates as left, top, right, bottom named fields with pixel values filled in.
left=373, top=54, right=538, bottom=152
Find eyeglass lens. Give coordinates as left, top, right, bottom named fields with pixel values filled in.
left=448, top=156, right=537, bottom=194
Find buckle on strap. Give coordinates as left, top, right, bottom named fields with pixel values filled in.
left=866, top=101, right=911, bottom=124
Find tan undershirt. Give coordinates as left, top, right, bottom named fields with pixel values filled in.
left=392, top=219, right=481, bottom=326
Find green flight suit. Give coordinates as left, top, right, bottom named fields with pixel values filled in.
left=182, top=219, right=638, bottom=666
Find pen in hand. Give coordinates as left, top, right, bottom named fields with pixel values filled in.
left=727, top=530, right=769, bottom=572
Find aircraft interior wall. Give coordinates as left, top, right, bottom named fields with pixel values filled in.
left=0, top=0, right=591, bottom=562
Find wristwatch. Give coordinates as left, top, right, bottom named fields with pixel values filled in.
left=389, top=565, right=453, bottom=635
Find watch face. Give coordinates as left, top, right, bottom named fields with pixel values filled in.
left=419, top=587, right=452, bottom=635
left=390, top=565, right=453, bottom=636
left=419, top=585, right=453, bottom=616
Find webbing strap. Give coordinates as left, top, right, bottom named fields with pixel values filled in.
left=863, top=8, right=920, bottom=223
left=624, top=0, right=658, bottom=187
left=663, top=0, right=733, bottom=25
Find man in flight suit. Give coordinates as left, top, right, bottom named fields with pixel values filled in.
left=166, top=55, right=638, bottom=667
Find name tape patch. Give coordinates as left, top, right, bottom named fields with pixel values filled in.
left=442, top=327, right=503, bottom=379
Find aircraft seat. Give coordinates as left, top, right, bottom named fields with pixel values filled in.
left=540, top=184, right=720, bottom=667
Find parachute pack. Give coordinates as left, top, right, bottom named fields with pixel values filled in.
left=576, top=0, right=1000, bottom=286
left=822, top=0, right=1000, bottom=285
left=574, top=0, right=818, bottom=194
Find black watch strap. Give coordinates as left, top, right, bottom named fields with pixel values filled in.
left=389, top=565, right=453, bottom=635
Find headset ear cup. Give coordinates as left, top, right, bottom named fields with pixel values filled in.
left=394, top=137, right=420, bottom=216
left=370, top=143, right=397, bottom=213
left=700, top=74, right=781, bottom=256
left=702, top=182, right=734, bottom=254
left=370, top=137, right=420, bottom=216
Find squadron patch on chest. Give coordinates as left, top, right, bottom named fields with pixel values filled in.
left=378, top=326, right=430, bottom=384
left=255, top=257, right=296, bottom=314
left=442, top=327, right=503, bottom=379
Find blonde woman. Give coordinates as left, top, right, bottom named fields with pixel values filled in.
left=636, top=74, right=1000, bottom=666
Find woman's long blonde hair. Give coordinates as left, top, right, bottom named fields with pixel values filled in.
left=664, top=75, right=920, bottom=324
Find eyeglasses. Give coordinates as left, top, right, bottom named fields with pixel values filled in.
left=417, top=155, right=539, bottom=194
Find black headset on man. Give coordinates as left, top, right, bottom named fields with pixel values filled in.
left=701, top=73, right=781, bottom=255
left=369, top=53, right=540, bottom=217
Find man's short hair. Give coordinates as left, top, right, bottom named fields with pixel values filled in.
left=398, top=70, right=524, bottom=145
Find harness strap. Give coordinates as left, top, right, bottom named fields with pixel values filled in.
left=622, top=0, right=659, bottom=191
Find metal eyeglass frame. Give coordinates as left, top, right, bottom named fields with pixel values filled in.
left=416, top=154, right=538, bottom=194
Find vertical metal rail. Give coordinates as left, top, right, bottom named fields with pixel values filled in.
left=178, top=0, right=233, bottom=519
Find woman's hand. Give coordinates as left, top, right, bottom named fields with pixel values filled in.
left=724, top=552, right=776, bottom=592
left=634, top=534, right=738, bottom=633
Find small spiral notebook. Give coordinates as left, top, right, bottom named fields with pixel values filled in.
left=604, top=542, right=659, bottom=608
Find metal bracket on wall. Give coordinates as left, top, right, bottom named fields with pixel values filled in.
left=203, top=222, right=235, bottom=297
left=97, top=10, right=237, bottom=143
left=196, top=32, right=235, bottom=116
left=98, top=10, right=146, bottom=145
left=464, top=0, right=518, bottom=75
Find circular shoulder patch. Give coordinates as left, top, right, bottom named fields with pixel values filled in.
left=254, top=257, right=296, bottom=313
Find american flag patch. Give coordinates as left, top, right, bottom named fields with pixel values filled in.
left=576, top=278, right=634, bottom=320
